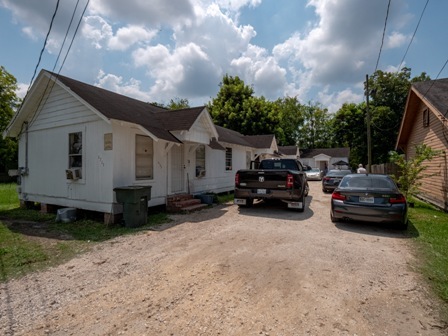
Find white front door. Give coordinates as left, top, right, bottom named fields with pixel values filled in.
left=170, top=145, right=185, bottom=193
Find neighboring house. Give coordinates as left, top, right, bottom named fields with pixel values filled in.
left=299, top=148, right=351, bottom=172
left=396, top=78, right=448, bottom=211
left=4, top=70, right=276, bottom=222
left=278, top=146, right=300, bottom=159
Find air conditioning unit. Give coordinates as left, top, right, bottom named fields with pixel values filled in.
left=198, top=170, right=206, bottom=178
left=66, top=168, right=81, bottom=180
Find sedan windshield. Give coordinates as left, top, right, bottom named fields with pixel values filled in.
left=339, top=175, right=396, bottom=189
left=327, top=170, right=351, bottom=176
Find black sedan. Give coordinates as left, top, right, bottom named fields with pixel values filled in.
left=322, top=169, right=352, bottom=193
left=330, top=174, right=408, bottom=229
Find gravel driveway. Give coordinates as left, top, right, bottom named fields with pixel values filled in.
left=1, top=181, right=447, bottom=335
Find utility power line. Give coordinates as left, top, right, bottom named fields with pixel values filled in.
left=27, top=0, right=60, bottom=91
left=374, top=0, right=391, bottom=73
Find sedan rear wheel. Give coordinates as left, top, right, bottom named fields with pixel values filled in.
left=330, top=212, right=338, bottom=223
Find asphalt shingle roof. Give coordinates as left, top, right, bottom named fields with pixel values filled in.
left=412, top=78, right=448, bottom=116
left=300, top=147, right=350, bottom=158
left=43, top=71, right=277, bottom=149
left=278, top=146, right=298, bottom=156
left=51, top=71, right=206, bottom=143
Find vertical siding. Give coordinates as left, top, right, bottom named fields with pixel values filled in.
left=406, top=101, right=448, bottom=209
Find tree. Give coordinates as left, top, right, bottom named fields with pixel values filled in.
left=367, top=68, right=430, bottom=164
left=331, top=102, right=367, bottom=167
left=150, top=98, right=190, bottom=110
left=298, top=102, right=333, bottom=149
left=389, top=144, right=442, bottom=199
left=207, top=74, right=280, bottom=136
left=274, top=96, right=305, bottom=146
left=0, top=66, right=20, bottom=173
left=166, top=98, right=190, bottom=110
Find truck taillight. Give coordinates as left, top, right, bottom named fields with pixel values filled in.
left=235, top=173, right=240, bottom=187
left=286, top=174, right=293, bottom=188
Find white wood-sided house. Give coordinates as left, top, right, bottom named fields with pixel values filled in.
left=396, top=78, right=448, bottom=211
left=298, top=148, right=351, bottom=171
left=4, top=70, right=277, bottom=222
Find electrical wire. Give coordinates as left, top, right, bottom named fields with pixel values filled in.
left=418, top=56, right=448, bottom=106
left=28, top=0, right=90, bottom=129
left=27, top=0, right=60, bottom=91
left=374, top=0, right=391, bottom=73
left=396, top=0, right=430, bottom=72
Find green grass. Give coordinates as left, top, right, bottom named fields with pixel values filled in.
left=216, top=192, right=234, bottom=204
left=408, top=198, right=448, bottom=304
left=0, top=184, right=171, bottom=281
left=0, top=183, right=20, bottom=210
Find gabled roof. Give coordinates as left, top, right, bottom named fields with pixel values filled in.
left=278, top=146, right=299, bottom=156
left=215, top=126, right=253, bottom=147
left=396, top=78, right=448, bottom=150
left=5, top=70, right=209, bottom=143
left=300, top=147, right=350, bottom=159
left=5, top=70, right=279, bottom=152
left=244, top=134, right=276, bottom=149
left=214, top=125, right=277, bottom=150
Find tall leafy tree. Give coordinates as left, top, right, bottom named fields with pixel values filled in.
left=298, top=102, right=333, bottom=149
left=367, top=67, right=430, bottom=163
left=208, top=74, right=280, bottom=136
left=0, top=66, right=20, bottom=173
left=274, top=96, right=305, bottom=146
left=331, top=102, right=367, bottom=167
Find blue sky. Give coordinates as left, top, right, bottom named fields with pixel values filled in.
left=1, top=0, right=447, bottom=113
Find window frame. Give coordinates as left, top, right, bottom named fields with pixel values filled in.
left=195, top=145, right=206, bottom=177
left=423, top=108, right=430, bottom=128
left=225, top=147, right=232, bottom=171
left=68, top=131, right=83, bottom=179
left=135, top=134, right=154, bottom=180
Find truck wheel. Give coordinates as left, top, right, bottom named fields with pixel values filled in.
left=297, top=193, right=305, bottom=213
left=304, top=182, right=309, bottom=197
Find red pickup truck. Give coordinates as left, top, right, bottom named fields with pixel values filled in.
left=234, top=159, right=309, bottom=212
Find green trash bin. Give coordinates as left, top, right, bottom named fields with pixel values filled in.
left=114, top=186, right=152, bottom=228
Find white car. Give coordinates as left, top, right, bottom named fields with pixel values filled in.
left=305, top=168, right=323, bottom=181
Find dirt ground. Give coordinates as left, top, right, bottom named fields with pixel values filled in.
left=1, top=182, right=447, bottom=335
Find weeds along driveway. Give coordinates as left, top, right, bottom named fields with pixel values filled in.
left=0, top=181, right=446, bottom=335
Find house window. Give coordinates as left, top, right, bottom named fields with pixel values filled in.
left=246, top=151, right=251, bottom=169
left=135, top=135, right=153, bottom=179
left=225, top=147, right=232, bottom=170
left=68, top=132, right=83, bottom=177
left=195, top=145, right=206, bottom=177
left=423, top=108, right=430, bottom=127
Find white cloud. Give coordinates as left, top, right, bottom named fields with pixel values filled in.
left=89, top=0, right=195, bottom=26
left=2, top=0, right=418, bottom=113
left=214, top=0, right=261, bottom=12
left=318, top=87, right=364, bottom=114
left=82, top=15, right=113, bottom=49
left=386, top=31, right=408, bottom=49
left=16, top=83, right=29, bottom=99
left=95, top=70, right=150, bottom=101
left=231, top=44, right=287, bottom=98
left=108, top=25, right=157, bottom=51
